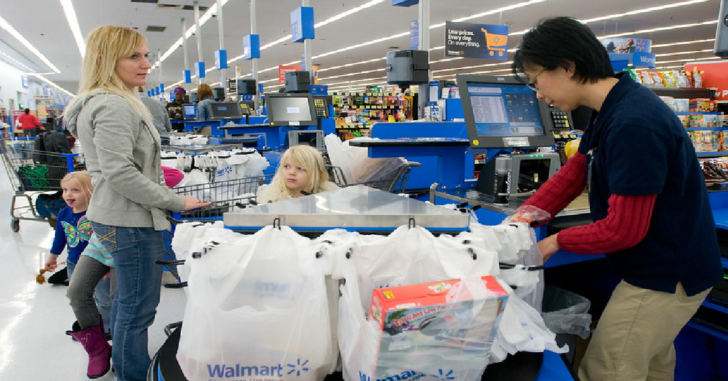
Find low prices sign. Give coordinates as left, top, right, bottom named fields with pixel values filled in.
left=445, top=21, right=509, bottom=60
left=686, top=61, right=728, bottom=101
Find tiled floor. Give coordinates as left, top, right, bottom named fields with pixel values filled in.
left=0, top=170, right=187, bottom=381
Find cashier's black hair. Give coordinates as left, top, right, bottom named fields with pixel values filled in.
left=512, top=17, right=614, bottom=84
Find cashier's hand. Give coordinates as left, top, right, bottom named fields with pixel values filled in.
left=538, top=233, right=560, bottom=263
left=182, top=195, right=211, bottom=210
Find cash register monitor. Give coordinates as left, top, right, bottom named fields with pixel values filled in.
left=265, top=93, right=317, bottom=126
left=457, top=74, right=568, bottom=149
left=182, top=104, right=197, bottom=120
left=209, top=101, right=244, bottom=120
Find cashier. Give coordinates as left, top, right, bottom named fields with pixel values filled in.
left=510, top=17, right=722, bottom=381
left=256, top=145, right=338, bottom=203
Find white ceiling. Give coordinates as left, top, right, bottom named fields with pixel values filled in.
left=0, top=0, right=725, bottom=96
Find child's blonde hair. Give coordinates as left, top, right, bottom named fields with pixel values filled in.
left=274, top=145, right=329, bottom=197
left=61, top=171, right=94, bottom=200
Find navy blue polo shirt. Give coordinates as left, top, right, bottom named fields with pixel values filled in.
left=577, top=73, right=722, bottom=296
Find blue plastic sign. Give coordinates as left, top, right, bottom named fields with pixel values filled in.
left=445, top=21, right=509, bottom=60
left=195, top=62, right=206, bottom=78
left=258, top=83, right=264, bottom=95
left=393, top=0, right=418, bottom=6
left=158, top=84, right=165, bottom=96
left=243, top=34, right=261, bottom=60
left=291, top=7, right=314, bottom=43
left=410, top=20, right=419, bottom=50
left=21, top=75, right=28, bottom=88
left=215, top=50, right=228, bottom=70
left=633, top=52, right=656, bottom=68
left=183, top=69, right=192, bottom=84
left=309, top=85, right=328, bottom=95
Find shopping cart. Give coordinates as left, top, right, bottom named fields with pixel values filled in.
left=1, top=139, right=83, bottom=232
left=172, top=174, right=272, bottom=220
left=158, top=174, right=274, bottom=287
left=482, top=28, right=508, bottom=57
left=327, top=160, right=421, bottom=193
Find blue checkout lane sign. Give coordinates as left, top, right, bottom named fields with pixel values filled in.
left=445, top=21, right=509, bottom=60
left=410, top=20, right=419, bottom=50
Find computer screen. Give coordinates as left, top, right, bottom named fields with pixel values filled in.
left=286, top=130, right=324, bottom=151
left=209, top=101, right=244, bottom=120
left=456, top=74, right=558, bottom=149
left=265, top=93, right=317, bottom=126
left=182, top=104, right=197, bottom=120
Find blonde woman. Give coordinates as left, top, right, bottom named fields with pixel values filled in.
left=64, top=25, right=209, bottom=381
left=257, top=145, right=339, bottom=203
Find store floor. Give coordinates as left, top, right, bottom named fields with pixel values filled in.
left=0, top=171, right=186, bottom=381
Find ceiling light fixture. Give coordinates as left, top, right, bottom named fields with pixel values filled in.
left=582, top=0, right=710, bottom=24
left=30, top=74, right=74, bottom=96
left=0, top=15, right=61, bottom=73
left=655, top=49, right=714, bottom=57
left=152, top=0, right=229, bottom=70
left=60, top=0, right=85, bottom=57
left=226, top=0, right=388, bottom=66
left=652, top=38, right=715, bottom=48
left=599, top=20, right=717, bottom=39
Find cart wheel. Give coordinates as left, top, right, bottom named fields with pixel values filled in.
left=11, top=219, right=20, bottom=232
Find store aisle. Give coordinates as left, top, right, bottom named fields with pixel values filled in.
left=0, top=171, right=187, bottom=380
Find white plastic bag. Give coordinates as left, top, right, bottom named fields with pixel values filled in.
left=177, top=226, right=336, bottom=381
left=334, top=226, right=505, bottom=381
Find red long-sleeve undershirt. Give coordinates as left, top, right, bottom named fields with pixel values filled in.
left=522, top=152, right=657, bottom=254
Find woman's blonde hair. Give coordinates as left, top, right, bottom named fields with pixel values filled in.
left=274, top=145, right=329, bottom=197
left=65, top=25, right=152, bottom=122
left=197, top=84, right=214, bottom=101
left=61, top=171, right=94, bottom=200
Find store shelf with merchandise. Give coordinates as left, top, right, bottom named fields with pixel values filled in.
left=331, top=91, right=416, bottom=140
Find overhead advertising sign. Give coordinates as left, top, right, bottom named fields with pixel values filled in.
left=601, top=38, right=651, bottom=53
left=445, top=21, right=509, bottom=60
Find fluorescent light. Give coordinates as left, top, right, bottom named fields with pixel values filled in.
left=655, top=49, right=714, bottom=57
left=30, top=74, right=74, bottom=96
left=0, top=14, right=60, bottom=73
left=60, top=0, right=85, bottom=57
left=652, top=38, right=715, bottom=48
left=599, top=20, right=717, bottom=39
left=315, top=0, right=386, bottom=28
left=582, top=0, right=710, bottom=24
left=0, top=50, right=36, bottom=72
left=152, top=0, right=229, bottom=70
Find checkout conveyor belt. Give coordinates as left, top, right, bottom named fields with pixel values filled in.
left=224, top=185, right=470, bottom=234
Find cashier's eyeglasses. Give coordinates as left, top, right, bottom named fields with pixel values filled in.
left=527, top=68, right=547, bottom=91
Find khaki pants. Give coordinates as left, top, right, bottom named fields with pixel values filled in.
left=578, top=280, right=710, bottom=381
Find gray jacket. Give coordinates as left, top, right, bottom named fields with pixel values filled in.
left=65, top=89, right=185, bottom=231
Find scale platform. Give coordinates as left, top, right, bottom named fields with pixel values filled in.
left=224, top=185, right=470, bottom=234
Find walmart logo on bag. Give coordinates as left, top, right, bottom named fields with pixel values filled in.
left=207, top=358, right=310, bottom=379
left=359, top=368, right=456, bottom=381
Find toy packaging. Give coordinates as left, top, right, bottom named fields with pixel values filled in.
left=367, top=276, right=509, bottom=381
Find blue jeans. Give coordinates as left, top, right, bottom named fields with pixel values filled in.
left=66, top=260, right=77, bottom=280
left=91, top=222, right=165, bottom=381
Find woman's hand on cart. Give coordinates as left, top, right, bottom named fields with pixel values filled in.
left=181, top=195, right=211, bottom=210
